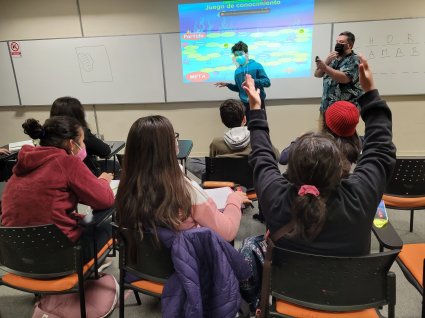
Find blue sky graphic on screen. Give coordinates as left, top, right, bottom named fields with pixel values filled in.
left=178, top=0, right=314, bottom=83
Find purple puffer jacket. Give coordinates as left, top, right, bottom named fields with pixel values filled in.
left=157, top=227, right=251, bottom=318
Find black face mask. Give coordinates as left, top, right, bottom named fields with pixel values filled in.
left=334, top=43, right=345, bottom=55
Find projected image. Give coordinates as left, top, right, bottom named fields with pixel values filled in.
left=178, top=0, right=315, bottom=83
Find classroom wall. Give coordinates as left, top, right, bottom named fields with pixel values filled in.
left=0, top=0, right=424, bottom=156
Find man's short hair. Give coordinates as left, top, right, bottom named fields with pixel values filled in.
left=339, top=31, right=355, bottom=46
left=231, top=41, right=248, bottom=54
left=220, top=99, right=245, bottom=128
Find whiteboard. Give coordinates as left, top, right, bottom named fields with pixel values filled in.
left=12, top=35, right=165, bottom=105
left=334, top=18, right=425, bottom=96
left=162, top=24, right=332, bottom=102
left=0, top=42, right=20, bottom=106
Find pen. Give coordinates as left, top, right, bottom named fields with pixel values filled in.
left=110, top=143, right=114, bottom=148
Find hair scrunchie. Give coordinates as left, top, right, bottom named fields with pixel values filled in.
left=298, top=185, right=320, bottom=197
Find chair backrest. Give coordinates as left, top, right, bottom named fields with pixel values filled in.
left=385, top=157, right=425, bottom=196
left=115, top=226, right=174, bottom=283
left=205, top=156, right=254, bottom=191
left=270, top=246, right=399, bottom=312
left=0, top=224, right=77, bottom=278
left=116, top=154, right=124, bottom=167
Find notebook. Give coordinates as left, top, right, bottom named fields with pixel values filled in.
left=204, top=187, right=234, bottom=211
left=110, top=180, right=120, bottom=196
left=8, top=140, right=33, bottom=151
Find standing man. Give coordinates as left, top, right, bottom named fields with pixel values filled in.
left=315, top=31, right=363, bottom=114
left=215, top=41, right=270, bottom=122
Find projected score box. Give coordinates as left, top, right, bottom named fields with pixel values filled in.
left=219, top=8, right=271, bottom=16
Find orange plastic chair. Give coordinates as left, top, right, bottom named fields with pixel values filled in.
left=396, top=243, right=425, bottom=317
left=113, top=224, right=174, bottom=318
left=259, top=244, right=400, bottom=318
left=0, top=224, right=114, bottom=318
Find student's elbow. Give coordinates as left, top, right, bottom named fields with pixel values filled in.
left=218, top=219, right=239, bottom=242
left=264, top=79, right=271, bottom=87
left=99, top=146, right=112, bottom=158
left=94, top=195, right=115, bottom=210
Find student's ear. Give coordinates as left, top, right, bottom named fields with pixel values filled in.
left=242, top=115, right=247, bottom=127
left=64, top=139, right=74, bottom=155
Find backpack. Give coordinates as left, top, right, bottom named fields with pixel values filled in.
left=32, top=274, right=119, bottom=318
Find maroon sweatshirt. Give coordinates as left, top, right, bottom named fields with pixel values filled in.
left=2, top=145, right=114, bottom=241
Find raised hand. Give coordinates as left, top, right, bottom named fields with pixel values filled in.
left=358, top=54, right=376, bottom=93
left=241, top=74, right=261, bottom=110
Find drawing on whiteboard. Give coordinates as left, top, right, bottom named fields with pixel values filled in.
left=75, top=45, right=113, bottom=83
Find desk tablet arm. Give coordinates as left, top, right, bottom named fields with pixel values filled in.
left=372, top=221, right=403, bottom=252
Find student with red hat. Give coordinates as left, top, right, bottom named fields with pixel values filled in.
left=280, top=100, right=362, bottom=177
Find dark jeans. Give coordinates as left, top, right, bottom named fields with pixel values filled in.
left=243, top=98, right=266, bottom=122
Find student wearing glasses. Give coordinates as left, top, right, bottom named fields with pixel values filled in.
left=116, top=115, right=252, bottom=242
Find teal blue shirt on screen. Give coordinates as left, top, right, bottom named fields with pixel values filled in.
left=226, top=59, right=271, bottom=104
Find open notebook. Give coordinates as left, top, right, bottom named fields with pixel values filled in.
left=204, top=187, right=233, bottom=211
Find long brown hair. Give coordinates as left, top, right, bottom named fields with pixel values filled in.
left=286, top=132, right=342, bottom=241
left=115, top=116, right=192, bottom=236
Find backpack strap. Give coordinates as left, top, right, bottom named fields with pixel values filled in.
left=258, top=220, right=295, bottom=318
left=270, top=219, right=295, bottom=242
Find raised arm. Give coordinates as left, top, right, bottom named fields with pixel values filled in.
left=242, top=75, right=293, bottom=230
left=348, top=56, right=396, bottom=212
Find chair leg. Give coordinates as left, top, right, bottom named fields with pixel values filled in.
left=410, top=210, right=414, bottom=232
left=134, top=290, right=142, bottom=305
left=119, top=272, right=125, bottom=318
left=79, top=285, right=87, bottom=318
left=76, top=247, right=87, bottom=318
left=387, top=272, right=396, bottom=318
